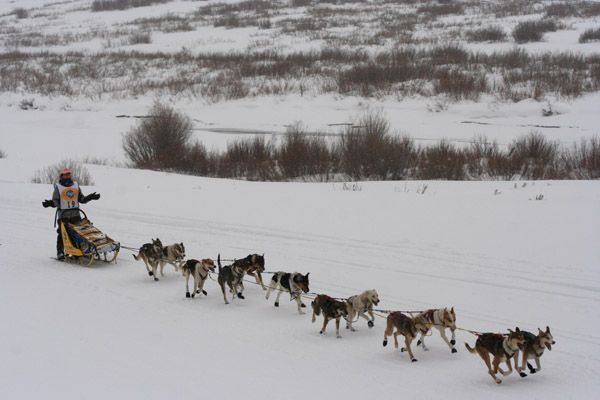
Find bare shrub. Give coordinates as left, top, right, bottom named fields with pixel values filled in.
left=276, top=124, right=332, bottom=179
left=416, top=140, right=465, bottom=180
left=545, top=2, right=579, bottom=17
left=465, top=26, right=506, bottom=42
left=91, top=0, right=170, bottom=12
left=13, top=8, right=28, bottom=19
left=513, top=19, right=562, bottom=43
left=122, top=102, right=193, bottom=170
left=464, top=136, right=511, bottom=179
left=129, top=31, right=152, bottom=45
left=509, top=131, right=560, bottom=179
left=32, top=159, right=94, bottom=185
left=579, top=28, right=600, bottom=43
left=417, top=3, right=463, bottom=17
left=219, top=136, right=276, bottom=180
left=337, top=111, right=415, bottom=180
left=563, top=136, right=600, bottom=178
left=433, top=68, right=487, bottom=100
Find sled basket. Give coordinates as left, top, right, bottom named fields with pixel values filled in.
left=61, top=218, right=120, bottom=265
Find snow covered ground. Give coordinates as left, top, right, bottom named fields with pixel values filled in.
left=1, top=160, right=600, bottom=399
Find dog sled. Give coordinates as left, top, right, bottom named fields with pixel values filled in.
left=59, top=212, right=120, bottom=266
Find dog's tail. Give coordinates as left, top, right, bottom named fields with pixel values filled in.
left=311, top=297, right=321, bottom=317
left=217, top=254, right=222, bottom=273
left=464, top=342, right=477, bottom=353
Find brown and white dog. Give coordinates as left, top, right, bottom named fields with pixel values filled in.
left=181, top=258, right=215, bottom=298
left=265, top=272, right=310, bottom=314
left=345, top=289, right=379, bottom=331
left=383, top=311, right=429, bottom=362
left=516, top=326, right=555, bottom=377
left=158, top=242, right=185, bottom=276
left=133, top=238, right=163, bottom=281
left=414, top=307, right=458, bottom=353
left=312, top=294, right=349, bottom=338
left=465, top=328, right=526, bottom=384
left=232, top=254, right=266, bottom=290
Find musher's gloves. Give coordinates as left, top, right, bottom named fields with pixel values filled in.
left=42, top=200, right=54, bottom=208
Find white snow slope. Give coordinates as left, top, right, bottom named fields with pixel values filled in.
left=1, top=160, right=599, bottom=399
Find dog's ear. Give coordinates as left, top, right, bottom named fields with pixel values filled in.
left=515, top=327, right=521, bottom=333
left=546, top=326, right=550, bottom=333
left=450, top=306, right=455, bottom=314
left=508, top=328, right=514, bottom=334
left=538, top=327, right=543, bottom=334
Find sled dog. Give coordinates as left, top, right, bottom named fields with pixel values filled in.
left=465, top=328, right=526, bottom=384
left=233, top=254, right=266, bottom=290
left=415, top=307, right=458, bottom=353
left=133, top=238, right=163, bottom=281
left=345, top=289, right=379, bottom=331
left=312, top=294, right=349, bottom=338
left=383, top=311, right=429, bottom=362
left=265, top=272, right=310, bottom=314
left=181, top=258, right=215, bottom=298
left=516, top=326, right=555, bottom=377
left=158, top=242, right=185, bottom=276
left=217, top=254, right=246, bottom=304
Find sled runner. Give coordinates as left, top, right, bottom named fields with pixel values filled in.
left=59, top=215, right=120, bottom=266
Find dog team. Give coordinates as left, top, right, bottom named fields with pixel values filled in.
left=133, top=239, right=555, bottom=385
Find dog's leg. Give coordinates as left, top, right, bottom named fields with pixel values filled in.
left=255, top=272, right=266, bottom=290
left=346, top=312, right=356, bottom=332
left=198, top=276, right=208, bottom=296
left=484, top=352, right=501, bottom=384
left=335, top=317, right=342, bottom=339
left=185, top=272, right=191, bottom=298
left=159, top=260, right=166, bottom=277
left=450, top=327, right=456, bottom=346
left=220, top=282, right=229, bottom=304
left=142, top=258, right=153, bottom=276
left=295, top=294, right=305, bottom=315
left=151, top=262, right=159, bottom=281
left=383, top=319, right=392, bottom=347
left=274, top=289, right=283, bottom=307
left=393, top=331, right=399, bottom=349
left=320, top=317, right=330, bottom=335
left=404, top=336, right=417, bottom=362
left=529, top=357, right=541, bottom=374
left=417, top=331, right=428, bottom=351
left=518, top=351, right=528, bottom=377
left=265, top=279, right=276, bottom=300
left=499, top=357, right=514, bottom=376
left=367, top=310, right=375, bottom=328
left=438, top=326, right=457, bottom=353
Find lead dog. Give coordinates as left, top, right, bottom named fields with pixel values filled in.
left=465, top=328, right=526, bottom=384
left=345, top=289, right=379, bottom=331
left=158, top=242, right=185, bottom=276
left=181, top=258, right=215, bottom=298
left=233, top=254, right=266, bottom=290
left=312, top=294, right=348, bottom=338
left=265, top=272, right=310, bottom=314
left=415, top=307, right=458, bottom=353
left=383, top=311, right=429, bottom=362
left=516, top=326, right=555, bottom=377
left=217, top=254, right=246, bottom=304
left=133, top=238, right=163, bottom=281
